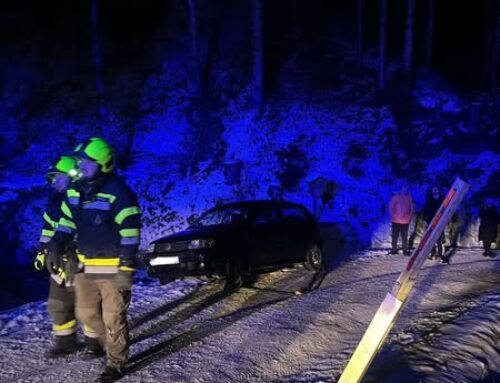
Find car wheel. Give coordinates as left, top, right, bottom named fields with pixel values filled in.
left=159, top=276, right=175, bottom=285
left=304, top=244, right=323, bottom=272
left=224, top=257, right=243, bottom=290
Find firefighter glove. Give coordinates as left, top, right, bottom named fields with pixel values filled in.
left=45, top=250, right=61, bottom=274
left=114, top=267, right=134, bottom=291
left=64, top=255, right=80, bottom=285
left=34, top=250, right=46, bottom=271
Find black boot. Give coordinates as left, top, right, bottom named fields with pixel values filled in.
left=97, top=366, right=124, bottom=383
left=440, top=255, right=450, bottom=264
left=82, top=336, right=105, bottom=358
left=485, top=250, right=496, bottom=258
left=46, top=333, right=80, bottom=358
left=224, top=276, right=242, bottom=292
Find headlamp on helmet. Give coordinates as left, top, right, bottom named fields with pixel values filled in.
left=46, top=156, right=79, bottom=184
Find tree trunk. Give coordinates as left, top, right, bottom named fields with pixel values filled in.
left=481, top=0, right=494, bottom=90
left=252, top=0, right=264, bottom=108
left=199, top=1, right=225, bottom=105
left=379, top=0, right=388, bottom=88
left=188, top=0, right=201, bottom=101
left=404, top=0, right=415, bottom=75
left=424, top=0, right=435, bottom=66
left=90, top=0, right=105, bottom=117
left=491, top=0, right=500, bottom=98
left=356, top=0, right=364, bottom=79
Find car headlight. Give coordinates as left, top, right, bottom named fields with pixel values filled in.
left=146, top=243, right=156, bottom=253
left=188, top=238, right=216, bottom=249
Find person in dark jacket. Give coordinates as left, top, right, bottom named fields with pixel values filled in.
left=47, top=138, right=141, bottom=382
left=479, top=198, right=499, bottom=258
left=422, top=186, right=447, bottom=262
left=35, top=156, right=80, bottom=357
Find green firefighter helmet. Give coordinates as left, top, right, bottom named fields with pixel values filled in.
left=46, top=156, right=79, bottom=183
left=74, top=137, right=115, bottom=173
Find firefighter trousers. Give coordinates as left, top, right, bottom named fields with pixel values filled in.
left=74, top=273, right=131, bottom=369
left=47, top=278, right=77, bottom=336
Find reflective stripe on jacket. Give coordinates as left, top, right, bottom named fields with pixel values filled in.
left=36, top=191, right=69, bottom=284
left=39, top=192, right=64, bottom=244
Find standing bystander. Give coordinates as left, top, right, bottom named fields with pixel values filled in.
left=389, top=184, right=414, bottom=256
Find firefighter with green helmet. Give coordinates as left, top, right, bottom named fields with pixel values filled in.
left=34, top=155, right=81, bottom=357
left=46, top=137, right=141, bottom=382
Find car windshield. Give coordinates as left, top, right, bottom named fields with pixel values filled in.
left=191, top=206, right=249, bottom=227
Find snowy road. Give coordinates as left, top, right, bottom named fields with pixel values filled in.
left=0, top=248, right=498, bottom=383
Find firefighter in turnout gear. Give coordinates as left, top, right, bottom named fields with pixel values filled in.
left=47, top=138, right=141, bottom=382
left=34, top=155, right=81, bottom=357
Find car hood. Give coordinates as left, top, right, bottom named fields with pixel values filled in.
left=152, top=224, right=242, bottom=243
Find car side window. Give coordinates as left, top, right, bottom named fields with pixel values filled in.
left=253, top=212, right=270, bottom=225
left=196, top=207, right=247, bottom=226
left=250, top=206, right=279, bottom=225
left=281, top=206, right=306, bottom=223
left=256, top=216, right=266, bottom=224
left=230, top=210, right=247, bottom=224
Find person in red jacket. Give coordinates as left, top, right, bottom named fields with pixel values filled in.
left=389, top=185, right=414, bottom=255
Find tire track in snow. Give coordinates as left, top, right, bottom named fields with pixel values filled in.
left=125, top=267, right=319, bottom=377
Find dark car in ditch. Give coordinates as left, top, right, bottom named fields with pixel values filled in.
left=145, top=200, right=323, bottom=287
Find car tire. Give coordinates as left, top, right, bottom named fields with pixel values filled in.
left=224, top=257, right=243, bottom=290
left=304, top=244, right=323, bottom=272
left=159, top=276, right=175, bottom=285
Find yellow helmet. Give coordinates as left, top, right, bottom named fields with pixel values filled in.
left=74, top=137, right=114, bottom=173
left=46, top=156, right=79, bottom=183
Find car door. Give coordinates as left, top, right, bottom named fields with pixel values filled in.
left=246, top=205, right=287, bottom=270
left=278, top=205, right=311, bottom=263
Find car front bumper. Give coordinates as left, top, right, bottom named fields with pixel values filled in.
left=147, top=251, right=222, bottom=283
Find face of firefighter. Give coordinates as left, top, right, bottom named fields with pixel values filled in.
left=52, top=173, right=71, bottom=193
left=79, top=158, right=100, bottom=179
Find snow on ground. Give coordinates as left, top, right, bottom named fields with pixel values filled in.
left=0, top=248, right=498, bottom=383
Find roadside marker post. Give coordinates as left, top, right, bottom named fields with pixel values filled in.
left=338, top=178, right=469, bottom=383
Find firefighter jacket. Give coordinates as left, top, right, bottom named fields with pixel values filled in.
left=39, top=191, right=65, bottom=248
left=35, top=191, right=70, bottom=285
left=49, top=173, right=141, bottom=277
